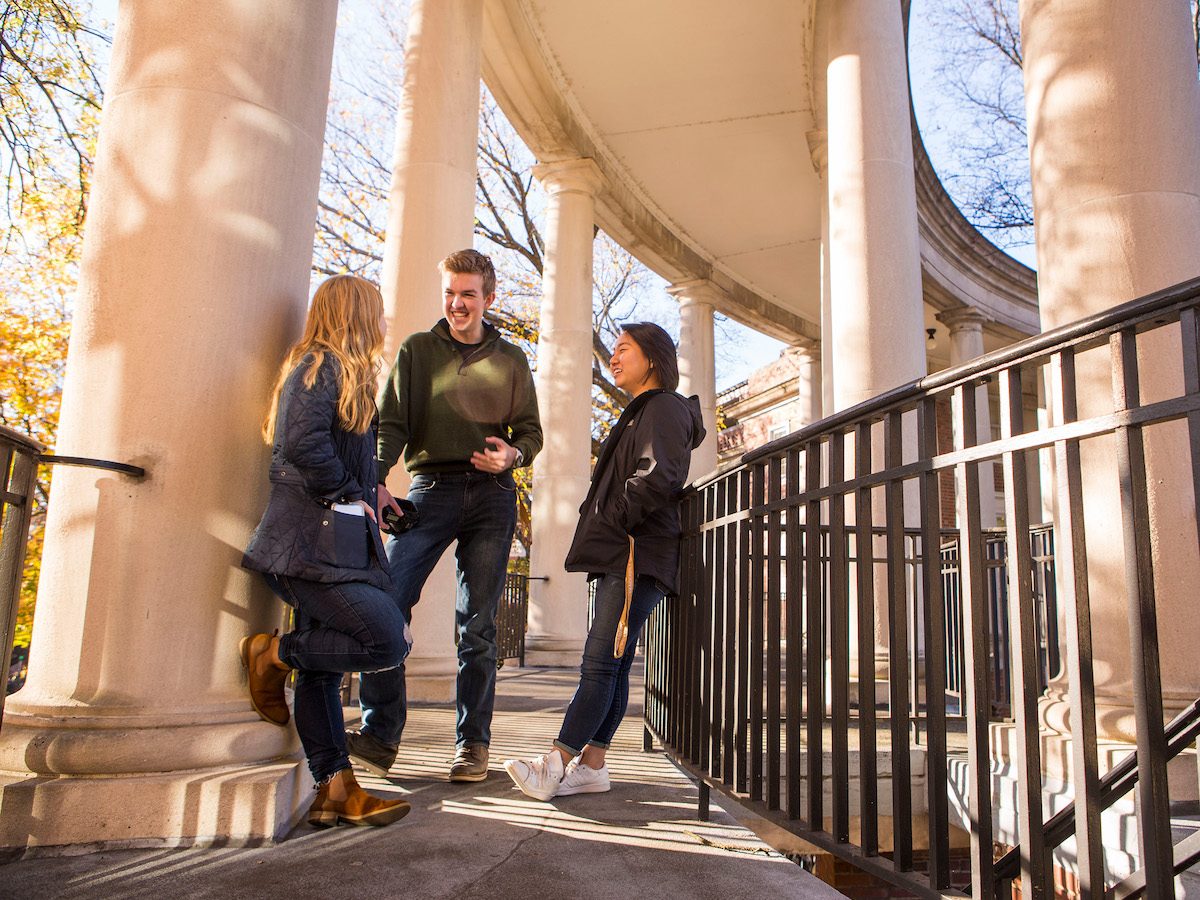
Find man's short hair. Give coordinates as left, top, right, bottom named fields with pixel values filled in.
left=439, top=249, right=496, bottom=297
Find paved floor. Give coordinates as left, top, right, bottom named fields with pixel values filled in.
left=0, top=665, right=845, bottom=900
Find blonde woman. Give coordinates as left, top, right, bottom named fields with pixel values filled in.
left=241, top=275, right=410, bottom=828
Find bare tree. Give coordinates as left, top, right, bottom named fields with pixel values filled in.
left=920, top=0, right=1200, bottom=248
left=314, top=4, right=661, bottom=551
left=920, top=0, right=1032, bottom=245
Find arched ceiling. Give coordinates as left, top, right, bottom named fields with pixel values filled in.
left=481, top=0, right=1038, bottom=347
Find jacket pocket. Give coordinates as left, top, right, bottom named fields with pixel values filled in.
left=314, top=509, right=370, bottom=569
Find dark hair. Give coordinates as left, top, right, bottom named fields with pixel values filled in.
left=439, top=248, right=496, bottom=296
left=620, top=322, right=679, bottom=392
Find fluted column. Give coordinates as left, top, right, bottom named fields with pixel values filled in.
left=526, top=159, right=605, bottom=666
left=937, top=308, right=998, bottom=528
left=669, top=280, right=721, bottom=482
left=0, top=0, right=338, bottom=849
left=791, top=341, right=823, bottom=429
left=825, top=2, right=926, bottom=411
left=806, top=129, right=836, bottom=418
left=1020, top=0, right=1200, bottom=740
left=825, top=1, right=926, bottom=688
left=377, top=0, right=483, bottom=700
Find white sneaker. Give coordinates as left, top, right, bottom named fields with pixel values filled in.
left=556, top=760, right=610, bottom=796
left=503, top=752, right=564, bottom=801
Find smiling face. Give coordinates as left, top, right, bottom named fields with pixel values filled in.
left=442, top=271, right=494, bottom=344
left=610, top=330, right=661, bottom=396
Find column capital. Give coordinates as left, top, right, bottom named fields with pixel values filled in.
left=789, top=338, right=821, bottom=362
left=666, top=278, right=728, bottom=310
left=533, top=158, right=606, bottom=196
left=805, top=129, right=828, bottom=180
left=935, top=306, right=989, bottom=334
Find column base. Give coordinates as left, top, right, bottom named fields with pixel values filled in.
left=0, top=757, right=308, bottom=856
left=402, top=655, right=457, bottom=703
left=523, top=635, right=584, bottom=668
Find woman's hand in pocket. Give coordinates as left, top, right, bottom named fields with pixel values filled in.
left=355, top=499, right=377, bottom=523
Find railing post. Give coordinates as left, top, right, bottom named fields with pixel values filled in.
left=953, top=380, right=996, bottom=898
left=854, top=421, right=879, bottom=856
left=884, top=411, right=913, bottom=873
left=1048, top=348, right=1104, bottom=898
left=0, top=442, right=40, bottom=731
left=827, top=432, right=851, bottom=843
left=918, top=396, right=951, bottom=889
left=804, top=439, right=825, bottom=829
left=1112, top=329, right=1173, bottom=895
left=1000, top=366, right=1049, bottom=899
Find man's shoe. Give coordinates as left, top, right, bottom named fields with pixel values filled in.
left=307, top=769, right=410, bottom=828
left=503, top=751, right=564, bottom=801
left=238, top=632, right=290, bottom=726
left=345, top=729, right=398, bottom=777
left=449, top=743, right=490, bottom=782
left=556, top=759, right=610, bottom=796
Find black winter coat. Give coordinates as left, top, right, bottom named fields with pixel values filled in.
left=564, top=389, right=705, bottom=594
left=243, top=354, right=392, bottom=591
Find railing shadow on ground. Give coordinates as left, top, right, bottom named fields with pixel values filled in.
left=645, top=275, right=1200, bottom=898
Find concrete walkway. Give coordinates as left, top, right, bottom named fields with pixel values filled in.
left=0, top=665, right=844, bottom=900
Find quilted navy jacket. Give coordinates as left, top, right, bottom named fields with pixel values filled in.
left=243, top=354, right=392, bottom=591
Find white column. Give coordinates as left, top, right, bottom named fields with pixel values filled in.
left=1020, top=0, right=1200, bottom=738
left=526, top=159, right=605, bottom=666
left=377, top=0, right=483, bottom=700
left=937, top=308, right=998, bottom=528
left=825, top=1, right=926, bottom=687
left=806, top=129, right=836, bottom=418
left=669, top=280, right=721, bottom=482
left=791, top=340, right=823, bottom=429
left=825, top=2, right=926, bottom=411
left=0, top=0, right=338, bottom=849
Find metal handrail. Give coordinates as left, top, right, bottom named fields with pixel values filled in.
left=1, top=427, right=46, bottom=726
left=647, top=275, right=1200, bottom=898
left=725, top=274, right=1200, bottom=473
left=994, top=696, right=1200, bottom=883
left=1, top=426, right=146, bottom=727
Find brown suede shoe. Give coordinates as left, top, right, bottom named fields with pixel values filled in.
left=239, top=632, right=290, bottom=726
left=449, top=743, right=489, bottom=782
left=307, top=769, right=411, bottom=828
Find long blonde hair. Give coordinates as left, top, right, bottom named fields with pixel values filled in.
left=263, top=275, right=386, bottom=441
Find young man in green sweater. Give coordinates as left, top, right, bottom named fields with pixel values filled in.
left=349, top=249, right=542, bottom=782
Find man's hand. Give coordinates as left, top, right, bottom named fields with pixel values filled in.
left=471, top=436, right=518, bottom=474
left=376, top=483, right=404, bottom=529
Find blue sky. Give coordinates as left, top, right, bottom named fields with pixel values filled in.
left=85, top=0, right=1033, bottom=386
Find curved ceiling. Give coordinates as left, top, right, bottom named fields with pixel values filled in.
left=481, top=0, right=1037, bottom=346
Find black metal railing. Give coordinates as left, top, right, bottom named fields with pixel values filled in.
left=0, top=427, right=45, bottom=726
left=496, top=572, right=529, bottom=667
left=644, top=275, right=1200, bottom=898
left=939, top=524, right=1058, bottom=720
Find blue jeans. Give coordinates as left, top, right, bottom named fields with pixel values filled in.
left=556, top=574, right=666, bottom=755
left=268, top=574, right=408, bottom=784
left=359, top=471, right=517, bottom=747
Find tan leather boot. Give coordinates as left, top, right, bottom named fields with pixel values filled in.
left=307, top=768, right=411, bottom=828
left=238, top=632, right=290, bottom=726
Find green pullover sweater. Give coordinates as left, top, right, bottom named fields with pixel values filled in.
left=377, top=319, right=543, bottom=478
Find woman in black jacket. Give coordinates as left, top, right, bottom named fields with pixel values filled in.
left=505, top=323, right=705, bottom=801
left=241, top=275, right=410, bottom=827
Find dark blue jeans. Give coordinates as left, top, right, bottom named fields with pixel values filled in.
left=359, top=471, right=517, bottom=748
left=268, top=574, right=408, bottom=784
left=556, top=574, right=666, bottom=755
